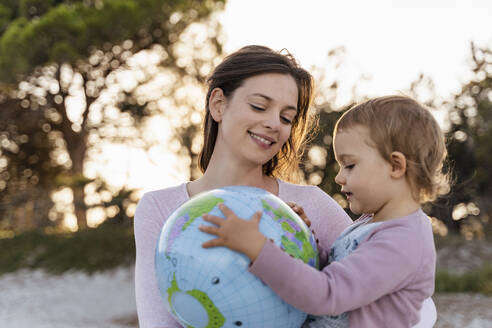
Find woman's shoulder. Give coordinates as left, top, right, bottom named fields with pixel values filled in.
left=142, top=182, right=188, bottom=200
left=135, top=182, right=189, bottom=217
left=278, top=179, right=334, bottom=201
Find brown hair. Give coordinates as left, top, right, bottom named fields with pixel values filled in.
left=334, top=95, right=450, bottom=203
left=198, top=45, right=315, bottom=181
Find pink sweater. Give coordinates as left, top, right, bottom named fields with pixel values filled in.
left=134, top=180, right=352, bottom=328
left=249, top=209, right=436, bottom=328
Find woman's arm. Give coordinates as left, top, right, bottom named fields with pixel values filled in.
left=134, top=193, right=183, bottom=328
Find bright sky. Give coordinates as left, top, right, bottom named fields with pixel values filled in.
left=220, top=0, right=492, bottom=102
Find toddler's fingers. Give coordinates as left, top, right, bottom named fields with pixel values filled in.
left=250, top=211, right=262, bottom=224
left=202, top=237, right=224, bottom=248
left=218, top=203, right=238, bottom=218
left=199, top=224, right=221, bottom=236
left=202, top=214, right=225, bottom=225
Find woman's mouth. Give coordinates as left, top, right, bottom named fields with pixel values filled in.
left=248, top=131, right=274, bottom=147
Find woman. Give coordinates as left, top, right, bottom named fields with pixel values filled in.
left=133, top=45, right=435, bottom=327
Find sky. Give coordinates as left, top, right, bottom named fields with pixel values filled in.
left=65, top=0, right=492, bottom=228
left=219, top=0, right=492, bottom=102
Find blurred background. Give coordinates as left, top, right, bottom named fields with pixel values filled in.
left=0, top=0, right=491, bottom=327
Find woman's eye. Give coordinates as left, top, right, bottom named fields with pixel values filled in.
left=281, top=116, right=292, bottom=124
left=250, top=104, right=265, bottom=111
left=345, top=164, right=355, bottom=169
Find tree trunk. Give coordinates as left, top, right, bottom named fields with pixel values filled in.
left=53, top=65, right=92, bottom=230
left=68, top=132, right=88, bottom=230
left=73, top=185, right=87, bottom=229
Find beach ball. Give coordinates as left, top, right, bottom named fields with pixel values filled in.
left=155, top=185, right=318, bottom=328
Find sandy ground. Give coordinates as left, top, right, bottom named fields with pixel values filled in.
left=0, top=267, right=137, bottom=328
left=1, top=266, right=492, bottom=328
left=434, top=293, right=492, bottom=328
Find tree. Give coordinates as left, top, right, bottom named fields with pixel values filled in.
left=0, top=89, right=63, bottom=231
left=0, top=0, right=225, bottom=229
left=436, top=43, right=492, bottom=238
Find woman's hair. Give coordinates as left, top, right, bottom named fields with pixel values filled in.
left=334, top=95, right=450, bottom=203
left=198, top=45, right=315, bottom=182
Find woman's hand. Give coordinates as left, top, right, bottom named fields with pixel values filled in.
left=287, top=201, right=311, bottom=227
left=199, top=203, right=266, bottom=262
left=287, top=201, right=319, bottom=247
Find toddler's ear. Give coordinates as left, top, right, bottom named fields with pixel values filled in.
left=209, top=88, right=226, bottom=122
left=390, top=151, right=407, bottom=178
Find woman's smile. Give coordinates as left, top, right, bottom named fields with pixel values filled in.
left=248, top=131, right=275, bottom=148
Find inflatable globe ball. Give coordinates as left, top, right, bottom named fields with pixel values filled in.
left=155, top=186, right=319, bottom=328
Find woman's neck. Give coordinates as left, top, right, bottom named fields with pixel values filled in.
left=187, top=155, right=278, bottom=197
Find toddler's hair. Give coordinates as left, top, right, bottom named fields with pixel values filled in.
left=334, top=95, right=450, bottom=203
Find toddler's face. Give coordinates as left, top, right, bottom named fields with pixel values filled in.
left=333, top=125, right=394, bottom=217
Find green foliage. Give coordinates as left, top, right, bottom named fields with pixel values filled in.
left=0, top=0, right=225, bottom=82
left=0, top=223, right=135, bottom=275
left=435, top=264, right=492, bottom=295
left=430, top=44, right=492, bottom=236
left=19, top=0, right=56, bottom=18
left=0, top=94, right=63, bottom=230
left=0, top=4, right=13, bottom=32
left=0, top=0, right=225, bottom=230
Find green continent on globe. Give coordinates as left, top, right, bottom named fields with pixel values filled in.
left=281, top=221, right=295, bottom=232
left=281, top=234, right=318, bottom=267
left=262, top=199, right=294, bottom=222
left=167, top=273, right=226, bottom=328
left=187, top=289, right=225, bottom=328
left=179, top=194, right=224, bottom=231
left=262, top=199, right=319, bottom=268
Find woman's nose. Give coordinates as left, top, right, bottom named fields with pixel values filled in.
left=263, top=110, right=281, bottom=130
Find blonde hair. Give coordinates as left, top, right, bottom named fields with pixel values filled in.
left=334, top=95, right=450, bottom=203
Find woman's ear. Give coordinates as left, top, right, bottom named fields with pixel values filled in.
left=390, top=151, right=407, bottom=179
left=209, top=88, right=226, bottom=122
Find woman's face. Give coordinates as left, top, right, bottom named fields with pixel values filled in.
left=214, top=73, right=299, bottom=167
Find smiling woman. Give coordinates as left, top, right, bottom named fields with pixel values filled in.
left=197, top=45, right=315, bottom=184
left=133, top=45, right=353, bottom=328
left=206, top=73, right=298, bottom=172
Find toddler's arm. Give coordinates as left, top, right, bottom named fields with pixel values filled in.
left=250, top=219, right=434, bottom=316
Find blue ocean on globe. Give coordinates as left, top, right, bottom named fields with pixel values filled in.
left=155, top=185, right=319, bottom=328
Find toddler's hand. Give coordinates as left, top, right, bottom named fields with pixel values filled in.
left=199, top=204, right=266, bottom=262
